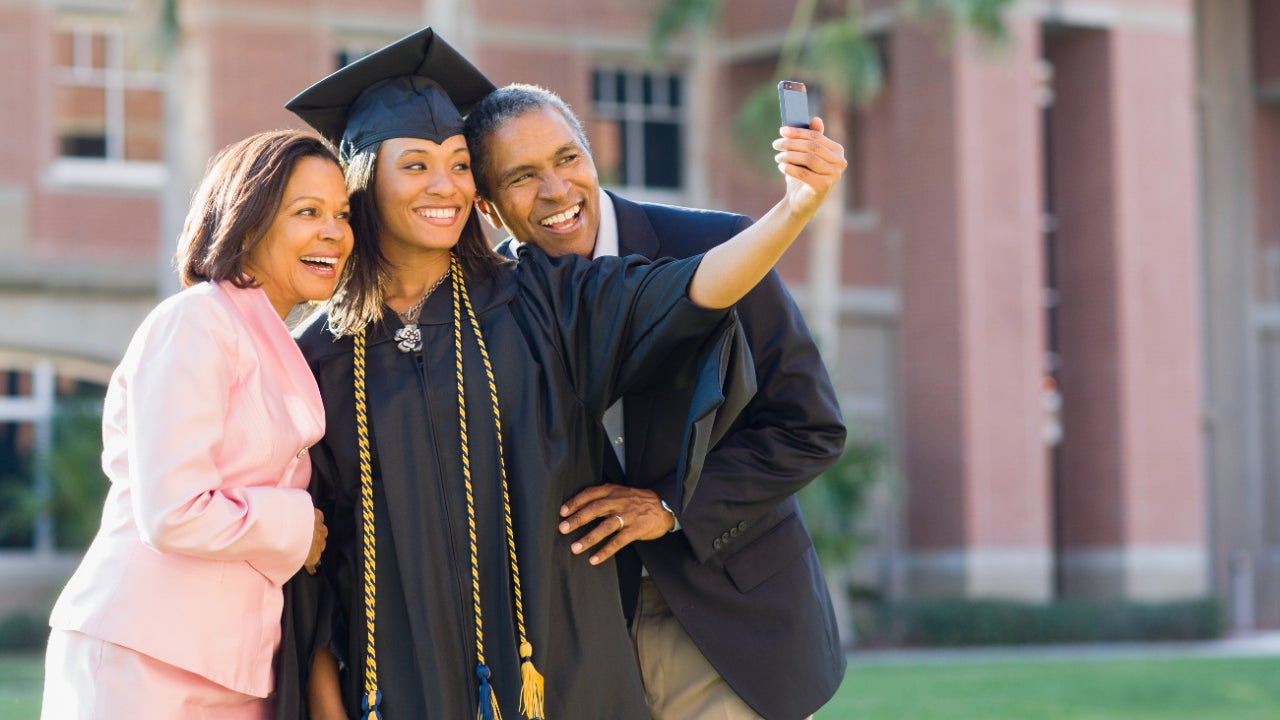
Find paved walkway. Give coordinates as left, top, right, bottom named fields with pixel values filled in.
left=847, top=632, right=1280, bottom=666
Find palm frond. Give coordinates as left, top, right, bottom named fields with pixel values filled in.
left=906, top=0, right=1014, bottom=42
left=650, top=0, right=723, bottom=56
left=733, top=82, right=789, bottom=175
left=804, top=19, right=884, bottom=109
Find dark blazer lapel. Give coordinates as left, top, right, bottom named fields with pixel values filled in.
left=609, top=190, right=660, bottom=259
left=611, top=192, right=661, bottom=483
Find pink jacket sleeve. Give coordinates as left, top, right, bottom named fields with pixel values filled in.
left=119, top=292, right=314, bottom=585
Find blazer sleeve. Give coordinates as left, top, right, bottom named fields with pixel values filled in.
left=653, top=259, right=847, bottom=564
left=122, top=294, right=314, bottom=581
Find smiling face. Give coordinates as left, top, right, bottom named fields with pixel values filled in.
left=373, top=135, right=476, bottom=262
left=476, top=107, right=601, bottom=259
left=243, top=155, right=352, bottom=318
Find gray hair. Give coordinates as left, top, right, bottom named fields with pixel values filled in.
left=464, top=83, right=591, bottom=197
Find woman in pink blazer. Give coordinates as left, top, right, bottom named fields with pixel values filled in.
left=41, top=129, right=353, bottom=720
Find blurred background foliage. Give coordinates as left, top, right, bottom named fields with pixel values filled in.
left=0, top=395, right=107, bottom=551
left=797, top=439, right=885, bottom=568
left=652, top=0, right=1014, bottom=174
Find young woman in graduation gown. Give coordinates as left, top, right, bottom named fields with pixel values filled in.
left=40, top=130, right=350, bottom=720
left=277, top=27, right=846, bottom=720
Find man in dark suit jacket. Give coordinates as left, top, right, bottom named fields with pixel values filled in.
left=465, top=84, right=847, bottom=720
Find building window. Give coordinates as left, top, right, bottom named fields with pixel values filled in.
left=591, top=69, right=684, bottom=191
left=53, top=26, right=165, bottom=163
left=0, top=365, right=109, bottom=552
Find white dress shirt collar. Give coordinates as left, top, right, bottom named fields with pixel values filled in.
left=591, top=186, right=619, bottom=259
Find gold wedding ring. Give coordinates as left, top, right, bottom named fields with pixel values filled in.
left=614, top=514, right=625, bottom=531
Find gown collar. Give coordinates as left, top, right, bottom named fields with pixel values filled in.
left=365, top=259, right=517, bottom=347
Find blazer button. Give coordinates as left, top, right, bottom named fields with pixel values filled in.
left=737, top=520, right=747, bottom=532
left=296, top=446, right=310, bottom=458
left=729, top=527, right=739, bottom=538
left=720, top=531, right=731, bottom=543
left=713, top=538, right=723, bottom=550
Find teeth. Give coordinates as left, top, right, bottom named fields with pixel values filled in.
left=541, top=204, right=581, bottom=227
left=301, top=256, right=337, bottom=265
left=417, top=207, right=457, bottom=219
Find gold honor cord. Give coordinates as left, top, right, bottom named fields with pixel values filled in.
left=350, top=255, right=544, bottom=720
left=452, top=257, right=495, bottom=719
left=451, top=257, right=545, bottom=720
left=354, top=328, right=382, bottom=719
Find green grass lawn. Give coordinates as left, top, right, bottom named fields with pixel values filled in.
left=0, top=653, right=42, bottom=717
left=818, top=656, right=1280, bottom=719
left=4, top=652, right=1277, bottom=717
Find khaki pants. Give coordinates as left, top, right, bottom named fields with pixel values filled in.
left=631, top=578, right=810, bottom=720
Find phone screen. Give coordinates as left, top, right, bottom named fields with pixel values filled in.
left=778, top=81, right=810, bottom=129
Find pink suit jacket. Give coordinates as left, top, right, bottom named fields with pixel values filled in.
left=50, top=280, right=323, bottom=698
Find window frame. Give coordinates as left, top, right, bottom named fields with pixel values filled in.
left=46, top=20, right=167, bottom=190
left=591, top=67, right=687, bottom=202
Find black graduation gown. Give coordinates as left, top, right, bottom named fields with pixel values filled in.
left=277, top=247, right=750, bottom=719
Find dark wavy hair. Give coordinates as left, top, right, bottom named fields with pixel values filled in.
left=463, top=83, right=590, bottom=199
left=325, top=140, right=505, bottom=336
left=175, top=130, right=343, bottom=288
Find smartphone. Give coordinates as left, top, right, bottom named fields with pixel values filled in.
left=778, top=80, right=810, bottom=129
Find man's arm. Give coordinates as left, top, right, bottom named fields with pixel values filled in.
left=686, top=120, right=845, bottom=309
left=561, top=240, right=844, bottom=565
left=660, top=267, right=844, bottom=562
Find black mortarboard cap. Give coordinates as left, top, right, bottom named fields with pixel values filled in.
left=285, top=27, right=495, bottom=161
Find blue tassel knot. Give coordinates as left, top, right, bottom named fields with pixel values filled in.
left=477, top=663, right=497, bottom=720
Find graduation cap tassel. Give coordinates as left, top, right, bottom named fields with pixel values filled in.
left=476, top=663, right=502, bottom=720
left=519, top=641, right=545, bottom=720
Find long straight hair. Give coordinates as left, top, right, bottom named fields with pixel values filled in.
left=325, top=140, right=505, bottom=337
